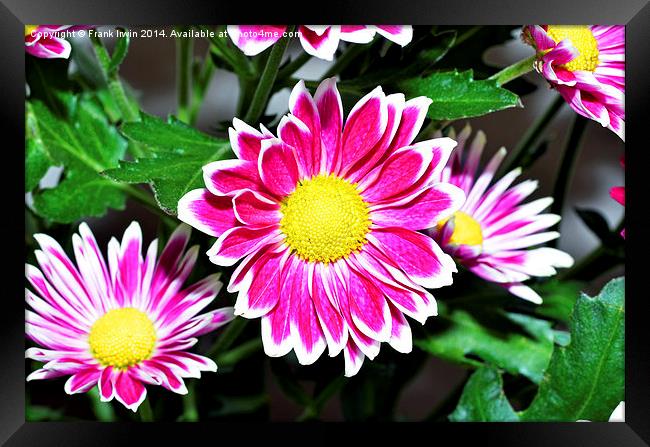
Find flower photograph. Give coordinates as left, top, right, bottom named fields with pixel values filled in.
left=24, top=24, right=624, bottom=422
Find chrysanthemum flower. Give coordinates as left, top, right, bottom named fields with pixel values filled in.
left=25, top=222, right=234, bottom=411
left=610, top=156, right=625, bottom=239
left=178, top=78, right=465, bottom=376
left=226, top=25, right=413, bottom=60
left=523, top=25, right=624, bottom=140
left=429, top=126, right=574, bottom=304
left=24, top=25, right=89, bottom=59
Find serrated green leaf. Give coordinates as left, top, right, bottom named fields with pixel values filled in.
left=398, top=70, right=521, bottom=120
left=521, top=277, right=625, bottom=421
left=449, top=367, right=519, bottom=422
left=25, top=109, right=53, bottom=192
left=103, top=112, right=232, bottom=214
left=108, top=29, right=130, bottom=75
left=416, top=308, right=554, bottom=383
left=27, top=96, right=128, bottom=223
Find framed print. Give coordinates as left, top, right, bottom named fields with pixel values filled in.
left=2, top=0, right=648, bottom=445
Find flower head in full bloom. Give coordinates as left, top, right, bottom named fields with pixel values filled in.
left=429, top=126, right=574, bottom=304
left=227, top=25, right=413, bottom=60
left=610, top=156, right=625, bottom=239
left=178, top=78, right=465, bottom=376
left=24, top=25, right=89, bottom=59
left=523, top=25, right=624, bottom=140
left=25, top=222, right=234, bottom=411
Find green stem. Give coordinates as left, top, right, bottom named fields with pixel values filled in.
left=139, top=398, right=154, bottom=422
left=452, top=26, right=482, bottom=47
left=88, top=387, right=115, bottom=422
left=216, top=338, right=262, bottom=366
left=499, top=95, right=565, bottom=176
left=488, top=54, right=536, bottom=86
left=550, top=116, right=588, bottom=219
left=243, top=32, right=290, bottom=124
left=189, top=49, right=216, bottom=126
left=200, top=25, right=254, bottom=79
left=208, top=317, right=249, bottom=358
left=321, top=43, right=368, bottom=80
left=296, top=377, right=346, bottom=421
left=89, top=34, right=140, bottom=123
left=277, top=52, right=312, bottom=80
left=176, top=29, right=193, bottom=123
left=182, top=382, right=199, bottom=422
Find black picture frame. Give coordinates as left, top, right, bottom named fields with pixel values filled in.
left=3, top=0, right=647, bottom=444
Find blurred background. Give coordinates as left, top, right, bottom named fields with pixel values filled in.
left=27, top=25, right=625, bottom=421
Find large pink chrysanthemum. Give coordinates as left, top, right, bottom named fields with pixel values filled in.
left=429, top=126, right=574, bottom=304
left=610, top=156, right=625, bottom=239
left=227, top=25, right=412, bottom=60
left=25, top=222, right=234, bottom=411
left=523, top=25, right=624, bottom=140
left=24, top=25, right=89, bottom=59
left=178, top=78, right=465, bottom=376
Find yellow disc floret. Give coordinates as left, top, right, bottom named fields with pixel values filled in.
left=24, top=25, right=38, bottom=37
left=89, top=308, right=156, bottom=369
left=546, top=25, right=600, bottom=72
left=438, top=211, right=484, bottom=246
left=280, top=174, right=371, bottom=263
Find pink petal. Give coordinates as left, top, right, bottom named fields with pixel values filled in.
left=344, top=339, right=365, bottom=377
left=310, top=264, right=347, bottom=357
left=387, top=96, right=432, bottom=152
left=387, top=303, right=412, bottom=353
left=177, top=189, right=238, bottom=238
left=288, top=80, right=322, bottom=175
left=371, top=183, right=465, bottom=230
left=203, top=159, right=263, bottom=197
left=374, top=25, right=413, bottom=46
left=226, top=25, right=287, bottom=56
left=369, top=228, right=457, bottom=289
left=347, top=266, right=392, bottom=342
left=207, top=225, right=281, bottom=266
left=314, top=77, right=344, bottom=173
left=233, top=247, right=287, bottom=318
left=340, top=86, right=388, bottom=174
left=64, top=368, right=101, bottom=394
left=232, top=189, right=280, bottom=226
left=258, top=139, right=300, bottom=197
left=113, top=370, right=147, bottom=412
left=98, top=367, right=115, bottom=401
left=298, top=25, right=340, bottom=61
left=290, top=263, right=327, bottom=365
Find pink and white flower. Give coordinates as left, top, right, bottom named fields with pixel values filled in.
left=25, top=222, right=234, bottom=411
left=523, top=25, right=625, bottom=140
left=24, top=25, right=89, bottom=59
left=226, top=25, right=413, bottom=60
left=610, top=156, right=625, bottom=239
left=429, top=126, right=574, bottom=304
left=178, top=78, right=465, bottom=376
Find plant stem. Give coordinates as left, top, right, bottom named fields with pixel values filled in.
left=88, top=387, right=115, bottom=422
left=208, top=317, right=249, bottom=358
left=243, top=32, right=291, bottom=124
left=452, top=26, right=482, bottom=47
left=499, top=94, right=565, bottom=176
left=216, top=338, right=262, bottom=366
left=175, top=28, right=193, bottom=123
left=200, top=25, right=254, bottom=79
left=321, top=43, right=368, bottom=80
left=139, top=398, right=154, bottom=422
left=296, top=377, right=346, bottom=421
left=277, top=52, right=312, bottom=80
left=488, top=54, right=536, bottom=86
left=89, top=34, right=140, bottom=123
left=182, top=382, right=199, bottom=422
left=188, top=49, right=216, bottom=126
left=550, top=116, right=588, bottom=219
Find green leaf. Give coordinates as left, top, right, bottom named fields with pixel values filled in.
left=108, top=29, right=130, bottom=75
left=449, top=367, right=519, bottom=422
left=25, top=115, right=52, bottom=192
left=28, top=96, right=128, bottom=223
left=521, top=277, right=625, bottom=421
left=397, top=70, right=521, bottom=120
left=103, top=112, right=232, bottom=214
left=416, top=308, right=555, bottom=383
left=533, top=280, right=584, bottom=322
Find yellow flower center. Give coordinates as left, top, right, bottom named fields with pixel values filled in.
left=24, top=25, right=38, bottom=37
left=546, top=25, right=599, bottom=72
left=280, top=174, right=371, bottom=263
left=438, top=211, right=483, bottom=246
left=88, top=308, right=156, bottom=369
